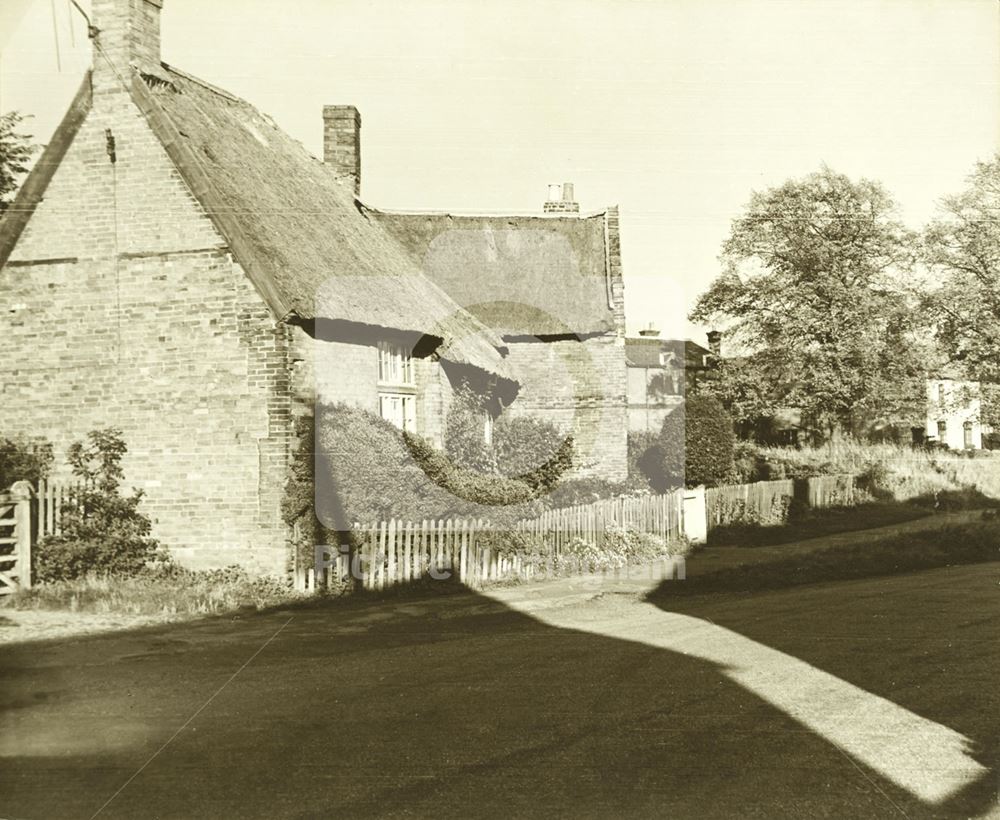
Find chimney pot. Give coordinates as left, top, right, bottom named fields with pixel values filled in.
left=323, top=105, right=362, bottom=197
left=543, top=181, right=580, bottom=215
left=706, top=330, right=722, bottom=357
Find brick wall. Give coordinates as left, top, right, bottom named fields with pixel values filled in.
left=0, top=74, right=293, bottom=574
left=503, top=335, right=627, bottom=481
left=497, top=206, right=629, bottom=481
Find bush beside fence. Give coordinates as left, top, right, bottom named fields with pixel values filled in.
left=705, top=474, right=860, bottom=531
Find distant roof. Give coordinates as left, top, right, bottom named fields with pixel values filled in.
left=373, top=211, right=615, bottom=337
left=625, top=337, right=713, bottom=369
left=0, top=66, right=515, bottom=385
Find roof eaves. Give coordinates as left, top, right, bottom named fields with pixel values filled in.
left=0, top=72, right=92, bottom=269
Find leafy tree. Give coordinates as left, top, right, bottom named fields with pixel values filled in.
left=690, top=166, right=927, bottom=439
left=35, top=429, right=162, bottom=582
left=922, top=155, right=1000, bottom=383
left=0, top=437, right=53, bottom=491
left=0, top=111, right=35, bottom=212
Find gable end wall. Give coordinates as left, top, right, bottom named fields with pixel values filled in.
left=0, top=75, right=293, bottom=574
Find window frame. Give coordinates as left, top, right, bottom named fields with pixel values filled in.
left=377, top=340, right=414, bottom=387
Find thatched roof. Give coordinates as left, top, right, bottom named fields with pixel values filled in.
left=373, top=211, right=615, bottom=338
left=130, top=66, right=513, bottom=382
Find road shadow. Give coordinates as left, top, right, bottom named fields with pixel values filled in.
left=2, top=574, right=995, bottom=819
left=648, top=562, right=1000, bottom=819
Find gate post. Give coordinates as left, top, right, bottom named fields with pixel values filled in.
left=681, top=485, right=707, bottom=546
left=11, top=481, right=33, bottom=590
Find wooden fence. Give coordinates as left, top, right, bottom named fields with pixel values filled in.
left=295, top=518, right=536, bottom=592
left=36, top=479, right=86, bottom=538
left=514, top=490, right=686, bottom=553
left=705, top=474, right=859, bottom=531
left=0, top=481, right=33, bottom=594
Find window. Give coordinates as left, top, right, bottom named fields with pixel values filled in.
left=937, top=383, right=946, bottom=406
left=378, top=341, right=413, bottom=386
left=964, top=421, right=974, bottom=449
left=484, top=411, right=494, bottom=446
left=937, top=420, right=947, bottom=441
left=379, top=393, right=416, bottom=432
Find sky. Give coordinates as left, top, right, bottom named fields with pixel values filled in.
left=2, top=0, right=998, bottom=342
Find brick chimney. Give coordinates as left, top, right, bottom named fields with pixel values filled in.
left=323, top=106, right=361, bottom=197
left=638, top=323, right=660, bottom=337
left=90, top=0, right=164, bottom=94
left=544, top=182, right=579, bottom=214
left=706, top=330, right=722, bottom=357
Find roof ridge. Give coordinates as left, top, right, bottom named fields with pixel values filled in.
left=369, top=206, right=610, bottom=220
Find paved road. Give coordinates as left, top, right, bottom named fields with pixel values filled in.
left=2, top=559, right=998, bottom=819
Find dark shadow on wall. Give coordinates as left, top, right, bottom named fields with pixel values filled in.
left=1, top=576, right=994, bottom=819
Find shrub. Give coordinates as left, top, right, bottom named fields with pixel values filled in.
left=552, top=526, right=678, bottom=574
left=444, top=383, right=496, bottom=473
left=404, top=433, right=540, bottom=508
left=658, top=407, right=686, bottom=488
left=545, top=477, right=629, bottom=508
left=282, top=415, right=333, bottom=569
left=627, top=431, right=660, bottom=492
left=682, top=394, right=736, bottom=487
left=493, top=414, right=573, bottom=490
left=730, top=440, right=761, bottom=484
left=312, top=403, right=547, bottom=528
left=34, top=429, right=163, bottom=583
left=0, top=436, right=53, bottom=490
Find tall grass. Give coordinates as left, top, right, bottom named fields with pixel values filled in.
left=752, top=442, right=1000, bottom=504
left=3, top=566, right=301, bottom=619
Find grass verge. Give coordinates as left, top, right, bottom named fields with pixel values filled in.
left=1, top=565, right=302, bottom=619
left=652, top=520, right=1000, bottom=600
left=708, top=502, right=930, bottom=547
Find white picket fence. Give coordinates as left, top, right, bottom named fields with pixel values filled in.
left=295, top=518, right=539, bottom=592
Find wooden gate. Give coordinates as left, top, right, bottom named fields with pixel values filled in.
left=0, top=481, right=32, bottom=594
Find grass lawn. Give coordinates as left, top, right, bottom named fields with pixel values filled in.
left=655, top=510, right=1000, bottom=598
left=708, top=501, right=930, bottom=547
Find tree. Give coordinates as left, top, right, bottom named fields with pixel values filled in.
left=35, top=429, right=162, bottom=582
left=922, top=155, right=1000, bottom=383
left=0, top=111, right=35, bottom=212
left=690, top=166, right=927, bottom=439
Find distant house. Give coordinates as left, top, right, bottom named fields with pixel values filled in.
left=924, top=374, right=984, bottom=450
left=625, top=327, right=715, bottom=433
left=374, top=183, right=628, bottom=480
left=0, top=0, right=516, bottom=573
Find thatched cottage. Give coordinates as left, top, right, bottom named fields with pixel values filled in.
left=0, top=0, right=628, bottom=573
left=0, top=0, right=519, bottom=573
